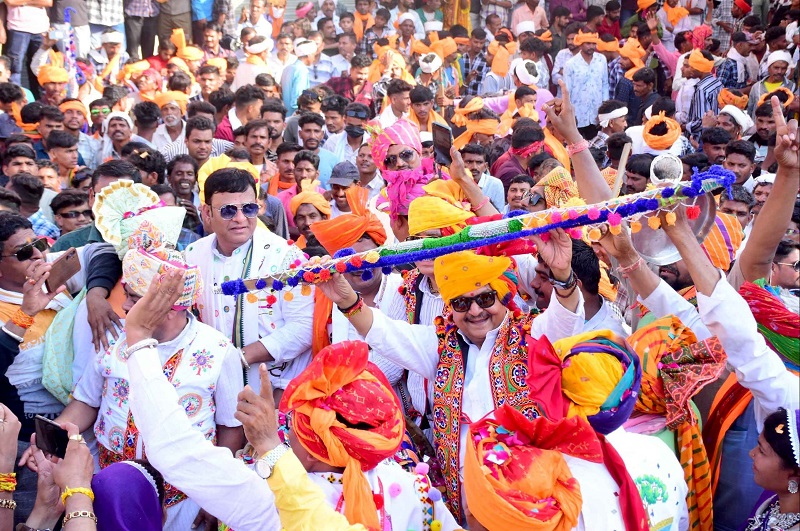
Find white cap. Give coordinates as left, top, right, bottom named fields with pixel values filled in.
left=515, top=21, right=536, bottom=35
left=766, top=49, right=794, bottom=68
left=424, top=20, right=443, bottom=32
left=246, top=38, right=274, bottom=55
left=512, top=58, right=539, bottom=86
left=419, top=52, right=443, bottom=73
left=103, top=111, right=133, bottom=134
left=398, top=12, right=416, bottom=25
left=295, top=39, right=318, bottom=57
left=720, top=104, right=754, bottom=132
left=101, top=31, right=124, bottom=44
left=420, top=131, right=433, bottom=143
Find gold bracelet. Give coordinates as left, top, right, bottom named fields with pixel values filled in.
left=0, top=498, right=17, bottom=510
left=61, top=486, right=94, bottom=505
left=63, top=510, right=98, bottom=525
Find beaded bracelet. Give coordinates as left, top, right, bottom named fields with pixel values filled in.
left=63, top=510, right=98, bottom=525
left=567, top=139, right=590, bottom=156
left=0, top=473, right=16, bottom=492
left=0, top=498, right=16, bottom=510
left=61, top=486, right=94, bottom=505
left=10, top=309, right=34, bottom=329
left=337, top=293, right=365, bottom=318
left=123, top=338, right=159, bottom=360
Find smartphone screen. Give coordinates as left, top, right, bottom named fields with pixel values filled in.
left=34, top=415, right=69, bottom=459
left=432, top=122, right=453, bottom=167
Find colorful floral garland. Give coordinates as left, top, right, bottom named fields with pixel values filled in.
left=219, top=167, right=734, bottom=297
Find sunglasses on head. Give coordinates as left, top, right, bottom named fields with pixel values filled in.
left=215, top=202, right=260, bottom=220
left=383, top=149, right=415, bottom=170
left=58, top=209, right=93, bottom=219
left=3, top=237, right=49, bottom=261
left=775, top=259, right=800, bottom=272
left=450, top=290, right=497, bottom=313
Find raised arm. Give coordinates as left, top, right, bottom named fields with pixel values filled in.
left=736, top=96, right=799, bottom=284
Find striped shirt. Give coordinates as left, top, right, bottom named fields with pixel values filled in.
left=159, top=138, right=234, bottom=163
left=687, top=74, right=723, bottom=136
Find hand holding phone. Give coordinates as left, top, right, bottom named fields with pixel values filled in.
left=34, top=415, right=69, bottom=459
left=45, top=247, right=80, bottom=293
left=432, top=122, right=453, bottom=167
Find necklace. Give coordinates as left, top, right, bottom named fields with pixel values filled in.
left=747, top=499, right=800, bottom=531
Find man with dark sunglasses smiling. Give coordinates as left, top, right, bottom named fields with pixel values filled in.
left=317, top=227, right=584, bottom=513
left=186, top=167, right=314, bottom=401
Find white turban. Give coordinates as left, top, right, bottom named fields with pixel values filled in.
left=766, top=49, right=794, bottom=68
left=419, top=52, right=443, bottom=73
left=101, top=31, right=124, bottom=44
left=512, top=58, right=539, bottom=86
left=598, top=106, right=628, bottom=128
left=246, top=38, right=274, bottom=55
left=295, top=39, right=318, bottom=57
left=424, top=20, right=443, bottom=32
left=515, top=21, right=536, bottom=35
left=720, top=104, right=754, bottom=133
left=398, top=12, right=415, bottom=25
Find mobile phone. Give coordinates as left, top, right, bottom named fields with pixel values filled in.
left=432, top=122, right=453, bottom=167
left=34, top=415, right=69, bottom=459
left=48, top=29, right=66, bottom=41
left=45, top=247, right=80, bottom=293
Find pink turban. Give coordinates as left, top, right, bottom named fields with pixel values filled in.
left=371, top=119, right=423, bottom=172
left=692, top=25, right=712, bottom=50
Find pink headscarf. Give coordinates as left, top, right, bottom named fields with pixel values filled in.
left=692, top=25, right=712, bottom=50
left=296, top=2, right=314, bottom=18
left=371, top=119, right=423, bottom=172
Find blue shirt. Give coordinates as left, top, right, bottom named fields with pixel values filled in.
left=29, top=210, right=60, bottom=240
left=316, top=148, right=338, bottom=190
left=281, top=61, right=310, bottom=115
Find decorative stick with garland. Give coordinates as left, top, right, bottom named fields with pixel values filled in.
left=219, top=167, right=734, bottom=298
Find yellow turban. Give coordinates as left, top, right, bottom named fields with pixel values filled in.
left=168, top=57, right=196, bottom=83
left=619, top=38, right=646, bottom=67
left=538, top=30, right=553, bottom=42
left=408, top=196, right=474, bottom=236
left=687, top=49, right=714, bottom=74
left=179, top=46, right=204, bottom=62
left=539, top=167, right=579, bottom=208
left=59, top=100, right=88, bottom=121
left=116, top=60, right=151, bottom=83
left=487, top=40, right=518, bottom=77
left=205, top=57, right=228, bottom=74
left=422, top=178, right=467, bottom=208
left=701, top=212, right=744, bottom=271
left=451, top=97, right=485, bottom=127
left=574, top=31, right=599, bottom=46
left=37, top=65, right=69, bottom=85
left=196, top=154, right=260, bottom=204
left=290, top=179, right=332, bottom=218
left=154, top=90, right=189, bottom=114
left=431, top=37, right=457, bottom=60
left=434, top=250, right=513, bottom=303
left=663, top=2, right=689, bottom=26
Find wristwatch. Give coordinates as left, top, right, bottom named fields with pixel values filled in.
left=254, top=443, right=290, bottom=479
left=548, top=269, right=577, bottom=290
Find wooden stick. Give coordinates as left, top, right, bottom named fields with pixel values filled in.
left=611, top=142, right=632, bottom=197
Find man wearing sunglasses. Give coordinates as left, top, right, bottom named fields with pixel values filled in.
left=771, top=240, right=800, bottom=291
left=51, top=190, right=93, bottom=236
left=186, top=167, right=314, bottom=399
left=317, top=228, right=584, bottom=513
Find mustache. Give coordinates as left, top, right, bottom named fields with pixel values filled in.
left=659, top=264, right=680, bottom=277
left=464, top=312, right=490, bottom=323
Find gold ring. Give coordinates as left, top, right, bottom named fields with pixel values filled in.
left=69, top=434, right=84, bottom=442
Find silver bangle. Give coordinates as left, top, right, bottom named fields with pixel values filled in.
left=123, top=338, right=159, bottom=359
left=239, top=348, right=251, bottom=370
left=1, top=325, right=24, bottom=343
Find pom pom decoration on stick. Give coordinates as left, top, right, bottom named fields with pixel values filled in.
left=217, top=168, right=735, bottom=297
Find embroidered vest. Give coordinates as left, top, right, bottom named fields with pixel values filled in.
left=432, top=312, right=543, bottom=519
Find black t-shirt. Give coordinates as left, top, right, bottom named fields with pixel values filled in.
left=49, top=0, right=89, bottom=27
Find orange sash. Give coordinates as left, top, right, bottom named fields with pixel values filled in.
left=95, top=54, right=122, bottom=92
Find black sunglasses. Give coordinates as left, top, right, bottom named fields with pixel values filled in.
left=383, top=149, right=415, bottom=170
left=450, top=290, right=497, bottom=313
left=58, top=209, right=93, bottom=219
left=215, top=202, right=260, bottom=220
left=345, top=109, right=369, bottom=119
left=2, top=237, right=49, bottom=261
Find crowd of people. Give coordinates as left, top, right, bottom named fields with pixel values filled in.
left=0, top=0, right=797, bottom=529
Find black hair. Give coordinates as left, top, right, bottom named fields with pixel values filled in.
left=9, top=173, right=44, bottom=205
left=294, top=150, right=320, bottom=169
left=298, top=113, right=325, bottom=129
left=775, top=240, right=800, bottom=262
left=168, top=72, right=192, bottom=92
left=227, top=148, right=251, bottom=160
left=132, top=101, right=162, bottom=127
left=587, top=5, right=605, bottom=20
left=725, top=139, right=756, bottom=162
left=511, top=126, right=544, bottom=149
left=92, top=159, right=141, bottom=188
left=607, top=132, right=631, bottom=160
left=460, top=143, right=486, bottom=159
left=261, top=98, right=287, bottom=120
left=606, top=0, right=620, bottom=10
left=45, top=130, right=78, bottom=150
left=339, top=12, right=355, bottom=22
left=681, top=152, right=709, bottom=173
left=375, top=8, right=391, bottom=20
left=701, top=127, right=732, bottom=146
left=3, top=144, right=36, bottom=164
left=39, top=106, right=64, bottom=123
left=243, top=119, right=269, bottom=137
left=0, top=211, right=32, bottom=254
left=793, top=199, right=800, bottom=225
left=529, top=152, right=555, bottom=172
left=322, top=95, right=349, bottom=114
left=186, top=115, right=215, bottom=138
left=410, top=85, right=434, bottom=104
left=514, top=85, right=537, bottom=101
left=167, top=154, right=199, bottom=176
left=0, top=188, right=21, bottom=212
left=151, top=183, right=176, bottom=200
left=763, top=408, right=800, bottom=470
left=203, top=168, right=256, bottom=204
left=674, top=31, right=690, bottom=50
left=277, top=142, right=302, bottom=157
left=197, top=65, right=221, bottom=77
left=721, top=184, right=755, bottom=207
left=234, top=85, right=266, bottom=109
left=158, top=39, right=178, bottom=53
left=589, top=147, right=606, bottom=166
left=89, top=97, right=112, bottom=110
left=20, top=102, right=44, bottom=124
left=351, top=54, right=372, bottom=69
left=255, top=73, right=277, bottom=87
left=316, top=16, right=334, bottom=31
left=765, top=26, right=787, bottom=43
left=552, top=5, right=571, bottom=18
left=652, top=97, right=676, bottom=117
left=209, top=87, right=235, bottom=113
left=337, top=31, right=357, bottom=44
left=598, top=99, right=627, bottom=115
left=520, top=38, right=539, bottom=54
left=636, top=22, right=650, bottom=37
left=226, top=56, right=239, bottom=70
left=472, top=28, right=487, bottom=40
left=632, top=67, right=656, bottom=85
left=51, top=189, right=89, bottom=214
left=564, top=22, right=582, bottom=37
left=131, top=460, right=167, bottom=506
left=126, top=146, right=166, bottom=183
left=345, top=102, right=371, bottom=119
left=386, top=79, right=414, bottom=96
left=35, top=159, right=57, bottom=173
left=755, top=101, right=775, bottom=118
left=0, top=83, right=23, bottom=105
left=509, top=174, right=535, bottom=187
left=571, top=239, right=601, bottom=295
left=5, top=134, right=33, bottom=148
left=102, top=85, right=129, bottom=106
left=187, top=100, right=217, bottom=118
left=626, top=153, right=653, bottom=176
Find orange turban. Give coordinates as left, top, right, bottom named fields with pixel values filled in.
left=168, top=57, right=196, bottom=83
left=620, top=38, right=646, bottom=66
left=488, top=40, right=518, bottom=77
left=37, top=65, right=69, bottom=85
left=170, top=28, right=203, bottom=61
left=464, top=406, right=586, bottom=531
left=701, top=212, right=744, bottom=271
left=642, top=112, right=682, bottom=151
left=574, top=31, right=599, bottom=46
left=311, top=187, right=386, bottom=254
left=543, top=129, right=571, bottom=172
left=154, top=90, right=188, bottom=114
left=757, top=86, right=795, bottom=109
left=453, top=118, right=499, bottom=149
left=717, top=88, right=749, bottom=110
left=431, top=37, right=457, bottom=60
left=597, top=39, right=620, bottom=52
left=539, top=167, right=579, bottom=208
left=59, top=100, right=88, bottom=121
left=279, top=340, right=405, bottom=530
left=116, top=60, right=150, bottom=83
left=637, top=0, right=656, bottom=10
left=451, top=97, right=484, bottom=127
left=663, top=2, right=689, bottom=26
left=537, top=30, right=553, bottom=42
left=454, top=37, right=471, bottom=46
left=289, top=180, right=332, bottom=218
left=687, top=49, right=714, bottom=74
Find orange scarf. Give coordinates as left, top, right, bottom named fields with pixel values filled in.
left=353, top=12, right=374, bottom=42
left=451, top=97, right=484, bottom=127
left=663, top=3, right=689, bottom=26
left=266, top=176, right=295, bottom=197
left=453, top=118, right=499, bottom=149
left=246, top=54, right=267, bottom=66
left=544, top=129, right=571, bottom=172
left=268, top=6, right=284, bottom=39
left=94, top=54, right=122, bottom=93
left=408, top=107, right=447, bottom=132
